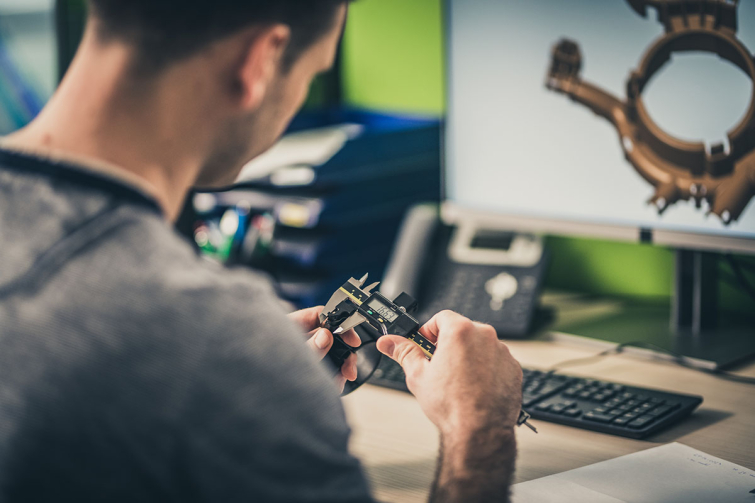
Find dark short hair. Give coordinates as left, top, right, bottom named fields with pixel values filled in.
left=87, top=0, right=349, bottom=73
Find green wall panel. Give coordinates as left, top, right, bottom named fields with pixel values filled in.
left=342, top=0, right=445, bottom=115
left=544, top=236, right=674, bottom=301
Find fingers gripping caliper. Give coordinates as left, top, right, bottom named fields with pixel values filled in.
left=320, top=274, right=537, bottom=433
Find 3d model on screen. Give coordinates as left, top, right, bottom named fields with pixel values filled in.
left=546, top=0, right=755, bottom=225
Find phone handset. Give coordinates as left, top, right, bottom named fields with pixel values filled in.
left=380, top=203, right=439, bottom=301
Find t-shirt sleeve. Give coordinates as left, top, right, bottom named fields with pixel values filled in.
left=172, top=279, right=374, bottom=503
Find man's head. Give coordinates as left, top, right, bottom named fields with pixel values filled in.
left=85, top=0, right=350, bottom=188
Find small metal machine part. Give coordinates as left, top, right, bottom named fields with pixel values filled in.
left=546, top=0, right=755, bottom=224
left=321, top=274, right=537, bottom=433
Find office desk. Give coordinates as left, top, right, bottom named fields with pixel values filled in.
left=342, top=336, right=755, bottom=503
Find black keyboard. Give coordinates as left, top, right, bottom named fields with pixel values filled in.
left=369, top=359, right=703, bottom=439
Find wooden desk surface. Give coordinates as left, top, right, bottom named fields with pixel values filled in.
left=342, top=336, right=755, bottom=503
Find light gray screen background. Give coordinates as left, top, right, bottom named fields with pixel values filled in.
left=446, top=0, right=755, bottom=240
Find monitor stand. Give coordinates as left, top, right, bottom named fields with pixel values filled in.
left=546, top=250, right=755, bottom=370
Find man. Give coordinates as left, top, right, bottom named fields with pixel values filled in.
left=0, top=1, right=523, bottom=501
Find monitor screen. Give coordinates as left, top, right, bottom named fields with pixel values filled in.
left=446, top=0, right=755, bottom=247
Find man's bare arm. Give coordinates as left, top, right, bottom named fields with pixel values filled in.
left=431, top=427, right=516, bottom=503
left=376, top=311, right=523, bottom=503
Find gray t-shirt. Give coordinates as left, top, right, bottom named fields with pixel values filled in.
left=0, top=148, right=373, bottom=502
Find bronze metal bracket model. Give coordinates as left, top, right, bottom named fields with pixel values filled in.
left=546, top=0, right=755, bottom=225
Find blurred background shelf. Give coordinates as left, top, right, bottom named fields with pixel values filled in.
left=0, top=0, right=55, bottom=133
left=0, top=0, right=52, bottom=16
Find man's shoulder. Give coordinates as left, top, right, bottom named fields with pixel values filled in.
left=52, top=206, right=305, bottom=376
left=97, top=211, right=364, bottom=486
left=93, top=207, right=278, bottom=305
left=61, top=205, right=341, bottom=415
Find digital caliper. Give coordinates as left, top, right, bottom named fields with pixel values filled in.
left=320, top=274, right=537, bottom=433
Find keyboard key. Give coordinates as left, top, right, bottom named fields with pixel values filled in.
left=578, top=391, right=593, bottom=399
left=613, top=416, right=632, bottom=426
left=550, top=404, right=567, bottom=414
left=522, top=395, right=540, bottom=407
left=604, top=398, right=623, bottom=408
left=628, top=415, right=657, bottom=429
left=584, top=412, right=615, bottom=423
left=540, top=383, right=568, bottom=396
left=536, top=403, right=552, bottom=411
left=647, top=405, right=672, bottom=417
left=563, top=408, right=581, bottom=417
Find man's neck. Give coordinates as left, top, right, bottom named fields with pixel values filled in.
left=4, top=28, right=211, bottom=222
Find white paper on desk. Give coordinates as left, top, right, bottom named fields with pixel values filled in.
left=511, top=443, right=755, bottom=503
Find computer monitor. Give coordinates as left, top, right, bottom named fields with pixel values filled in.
left=444, top=0, right=755, bottom=368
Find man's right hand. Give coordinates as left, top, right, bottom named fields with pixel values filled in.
left=376, top=310, right=523, bottom=503
left=376, top=310, right=522, bottom=437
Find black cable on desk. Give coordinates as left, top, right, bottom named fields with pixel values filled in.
left=547, top=341, right=755, bottom=386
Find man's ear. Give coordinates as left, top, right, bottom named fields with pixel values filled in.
left=237, top=24, right=291, bottom=111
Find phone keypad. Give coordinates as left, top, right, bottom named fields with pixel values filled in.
left=417, top=264, right=544, bottom=338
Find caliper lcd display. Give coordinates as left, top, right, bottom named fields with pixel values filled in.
left=366, top=297, right=399, bottom=323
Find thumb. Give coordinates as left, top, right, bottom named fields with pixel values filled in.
left=377, top=335, right=427, bottom=377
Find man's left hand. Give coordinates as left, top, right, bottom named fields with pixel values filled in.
left=288, top=306, right=360, bottom=393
